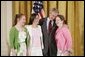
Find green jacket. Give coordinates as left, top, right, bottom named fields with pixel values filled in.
left=9, top=27, right=30, bottom=52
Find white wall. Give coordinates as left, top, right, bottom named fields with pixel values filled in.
left=1, top=1, right=12, bottom=56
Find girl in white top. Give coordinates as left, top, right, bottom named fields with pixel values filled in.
left=25, top=13, right=44, bottom=56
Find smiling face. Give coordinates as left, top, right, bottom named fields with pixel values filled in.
left=33, top=15, right=40, bottom=25
left=17, top=15, right=26, bottom=26
left=49, top=8, right=59, bottom=20
left=55, top=16, right=64, bottom=27
left=49, top=11, right=58, bottom=20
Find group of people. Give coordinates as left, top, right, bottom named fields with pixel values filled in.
left=9, top=8, right=72, bottom=56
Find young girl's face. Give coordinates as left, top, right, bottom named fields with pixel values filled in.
left=18, top=15, right=26, bottom=26
left=33, top=15, right=39, bottom=25
left=56, top=17, right=63, bottom=27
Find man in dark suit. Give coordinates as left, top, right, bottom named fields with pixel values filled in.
left=39, top=8, right=59, bottom=56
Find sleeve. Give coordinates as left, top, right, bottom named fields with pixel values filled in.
left=9, top=27, right=15, bottom=49
left=39, top=18, right=46, bottom=25
left=25, top=26, right=31, bottom=55
left=25, top=27, right=30, bottom=47
left=26, top=32, right=30, bottom=47
left=39, top=26, right=44, bottom=49
left=62, top=27, right=72, bottom=51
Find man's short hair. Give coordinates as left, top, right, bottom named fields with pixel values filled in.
left=50, top=8, right=59, bottom=14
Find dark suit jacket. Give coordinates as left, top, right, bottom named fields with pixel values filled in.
left=39, top=18, right=57, bottom=56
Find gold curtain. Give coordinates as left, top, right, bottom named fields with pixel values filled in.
left=12, top=1, right=84, bottom=56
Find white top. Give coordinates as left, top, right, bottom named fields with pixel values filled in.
left=18, top=31, right=26, bottom=43
left=25, top=25, right=44, bottom=49
left=47, top=17, right=54, bottom=30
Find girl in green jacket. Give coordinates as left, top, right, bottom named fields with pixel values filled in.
left=9, top=14, right=30, bottom=56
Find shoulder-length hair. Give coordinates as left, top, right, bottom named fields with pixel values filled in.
left=28, top=13, right=38, bottom=25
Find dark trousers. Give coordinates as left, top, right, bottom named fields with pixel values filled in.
left=43, top=46, right=51, bottom=56
left=43, top=46, right=57, bottom=56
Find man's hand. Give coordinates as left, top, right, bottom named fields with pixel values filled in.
left=41, top=9, right=46, bottom=18
left=38, top=9, right=46, bottom=19
left=38, top=13, right=42, bottom=20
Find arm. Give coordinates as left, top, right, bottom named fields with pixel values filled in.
left=25, top=26, right=31, bottom=56
left=62, top=27, right=72, bottom=52
left=39, top=18, right=46, bottom=25
left=25, top=32, right=30, bottom=56
left=9, top=27, right=15, bottom=49
left=39, top=26, right=44, bottom=49
left=25, top=28, right=30, bottom=47
left=9, top=27, right=17, bottom=56
left=38, top=9, right=46, bottom=25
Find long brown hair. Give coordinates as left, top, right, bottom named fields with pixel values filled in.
left=13, top=14, right=25, bottom=26
left=56, top=15, right=67, bottom=24
left=28, top=13, right=38, bottom=25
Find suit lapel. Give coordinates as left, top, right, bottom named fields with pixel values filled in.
left=44, top=18, right=48, bottom=34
